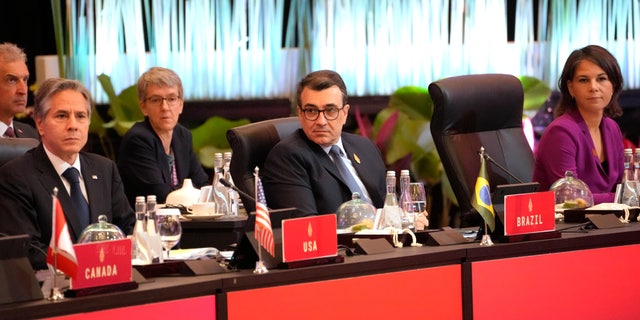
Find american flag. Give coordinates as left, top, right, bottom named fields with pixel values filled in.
left=47, top=188, right=78, bottom=278
left=254, top=170, right=274, bottom=256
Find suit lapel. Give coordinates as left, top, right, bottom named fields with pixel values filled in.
left=33, top=146, right=84, bottom=240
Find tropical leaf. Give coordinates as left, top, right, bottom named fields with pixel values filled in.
left=387, top=86, right=432, bottom=120
left=191, top=116, right=250, bottom=168
left=520, top=75, right=552, bottom=111
left=97, top=73, right=144, bottom=136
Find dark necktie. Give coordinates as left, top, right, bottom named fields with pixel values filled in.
left=62, top=167, right=90, bottom=230
left=329, top=145, right=368, bottom=202
left=3, top=127, right=15, bottom=137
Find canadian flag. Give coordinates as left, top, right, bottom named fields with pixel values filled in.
left=46, top=191, right=78, bottom=278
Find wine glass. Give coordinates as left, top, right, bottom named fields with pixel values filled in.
left=156, top=208, right=182, bottom=259
left=409, top=182, right=429, bottom=230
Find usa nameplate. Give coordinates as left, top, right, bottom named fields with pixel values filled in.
left=71, top=238, right=132, bottom=290
left=282, top=214, right=337, bottom=263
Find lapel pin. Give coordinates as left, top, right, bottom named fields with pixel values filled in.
left=353, top=153, right=361, bottom=164
left=92, top=175, right=98, bottom=180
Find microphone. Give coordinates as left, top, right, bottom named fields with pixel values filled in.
left=219, top=178, right=256, bottom=203
left=478, top=147, right=524, bottom=184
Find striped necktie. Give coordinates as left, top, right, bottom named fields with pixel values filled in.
left=330, top=145, right=368, bottom=202
left=62, top=167, right=90, bottom=231
left=3, top=127, right=15, bottom=137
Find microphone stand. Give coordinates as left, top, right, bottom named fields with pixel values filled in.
left=478, top=147, right=524, bottom=184
left=219, top=178, right=256, bottom=203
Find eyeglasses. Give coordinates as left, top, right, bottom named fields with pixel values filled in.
left=300, top=106, right=345, bottom=121
left=144, top=95, right=182, bottom=107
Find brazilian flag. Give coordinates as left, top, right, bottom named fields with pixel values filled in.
left=472, top=156, right=495, bottom=232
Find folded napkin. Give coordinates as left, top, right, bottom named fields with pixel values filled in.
left=168, top=247, right=219, bottom=260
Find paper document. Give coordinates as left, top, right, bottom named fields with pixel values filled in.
left=168, top=247, right=219, bottom=260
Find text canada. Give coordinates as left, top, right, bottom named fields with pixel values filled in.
left=85, top=264, right=118, bottom=279
left=516, top=214, right=543, bottom=227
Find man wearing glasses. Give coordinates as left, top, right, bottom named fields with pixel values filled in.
left=118, top=67, right=209, bottom=206
left=262, top=70, right=386, bottom=217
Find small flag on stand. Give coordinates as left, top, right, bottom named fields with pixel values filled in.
left=47, top=188, right=78, bottom=278
left=472, top=151, right=496, bottom=232
left=254, top=168, right=274, bottom=257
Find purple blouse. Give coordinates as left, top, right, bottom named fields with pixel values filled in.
left=533, top=109, right=624, bottom=204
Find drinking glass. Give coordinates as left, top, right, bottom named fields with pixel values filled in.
left=156, top=208, right=182, bottom=259
left=409, top=182, right=428, bottom=229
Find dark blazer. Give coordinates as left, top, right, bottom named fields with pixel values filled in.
left=262, top=129, right=386, bottom=217
left=13, top=121, right=40, bottom=139
left=0, top=144, right=135, bottom=270
left=118, top=118, right=210, bottom=206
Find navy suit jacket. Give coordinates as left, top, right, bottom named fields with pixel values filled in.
left=0, top=144, right=135, bottom=270
left=118, top=118, right=210, bottom=206
left=13, top=121, right=40, bottom=139
left=262, top=129, right=386, bottom=217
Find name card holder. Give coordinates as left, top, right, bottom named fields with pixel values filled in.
left=0, top=235, right=43, bottom=304
left=487, top=191, right=561, bottom=243
left=426, top=228, right=472, bottom=246
left=280, top=214, right=342, bottom=269
left=65, top=239, right=137, bottom=297
left=353, top=238, right=395, bottom=254
left=587, top=214, right=626, bottom=229
left=133, top=260, right=228, bottom=278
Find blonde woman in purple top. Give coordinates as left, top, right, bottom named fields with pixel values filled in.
left=533, top=45, right=625, bottom=204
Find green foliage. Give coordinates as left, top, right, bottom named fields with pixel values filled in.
left=192, top=117, right=250, bottom=168
left=520, top=75, right=553, bottom=112
left=372, top=86, right=441, bottom=185
left=97, top=74, right=144, bottom=136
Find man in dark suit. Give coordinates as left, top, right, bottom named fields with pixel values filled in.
left=0, top=78, right=135, bottom=270
left=0, top=42, right=39, bottom=139
left=118, top=67, right=209, bottom=206
left=262, top=70, right=387, bottom=216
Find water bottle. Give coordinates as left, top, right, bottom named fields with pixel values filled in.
left=131, top=196, right=152, bottom=265
left=634, top=149, right=640, bottom=181
left=211, top=153, right=229, bottom=214
left=380, top=171, right=402, bottom=229
left=145, top=195, right=164, bottom=263
left=623, top=149, right=634, bottom=182
left=620, top=149, right=639, bottom=206
left=399, top=169, right=415, bottom=229
left=223, top=152, right=240, bottom=215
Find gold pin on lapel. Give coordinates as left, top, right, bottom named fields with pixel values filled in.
left=353, top=153, right=361, bottom=164
left=91, top=175, right=98, bottom=180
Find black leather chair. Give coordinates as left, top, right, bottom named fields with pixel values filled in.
left=429, top=74, right=534, bottom=227
left=226, top=117, right=301, bottom=213
left=0, top=138, right=39, bottom=167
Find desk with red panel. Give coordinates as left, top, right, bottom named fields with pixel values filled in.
left=219, top=245, right=466, bottom=319
left=465, top=223, right=640, bottom=320
left=2, top=223, right=640, bottom=319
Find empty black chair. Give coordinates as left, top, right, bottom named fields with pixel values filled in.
left=0, top=138, right=39, bottom=167
left=226, top=117, right=300, bottom=213
left=429, top=74, right=534, bottom=227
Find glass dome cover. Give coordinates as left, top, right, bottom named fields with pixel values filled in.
left=78, top=215, right=126, bottom=243
left=336, top=192, right=376, bottom=231
left=550, top=171, right=594, bottom=209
